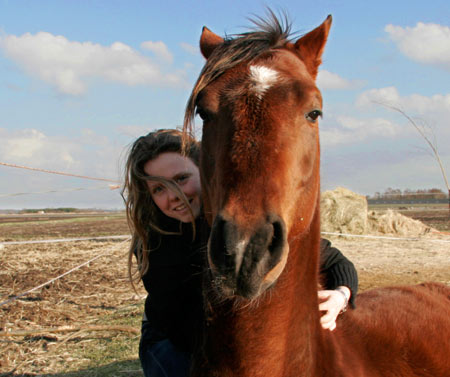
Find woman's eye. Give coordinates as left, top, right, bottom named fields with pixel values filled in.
left=152, top=186, right=164, bottom=195
left=176, top=175, right=188, bottom=184
left=305, top=109, right=323, bottom=123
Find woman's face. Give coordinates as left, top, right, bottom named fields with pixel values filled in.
left=144, top=152, right=201, bottom=223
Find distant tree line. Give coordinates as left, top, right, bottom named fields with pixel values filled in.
left=20, top=207, right=78, bottom=214
left=369, top=188, right=448, bottom=200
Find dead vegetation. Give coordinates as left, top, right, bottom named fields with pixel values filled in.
left=0, top=238, right=145, bottom=376
left=0, top=206, right=449, bottom=375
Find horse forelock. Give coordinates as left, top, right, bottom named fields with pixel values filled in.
left=183, top=11, right=293, bottom=138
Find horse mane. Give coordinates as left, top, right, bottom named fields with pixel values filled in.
left=184, top=10, right=293, bottom=137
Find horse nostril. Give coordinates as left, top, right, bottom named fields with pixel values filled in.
left=209, top=215, right=225, bottom=265
left=208, top=214, right=287, bottom=298
left=209, top=215, right=237, bottom=274
left=268, top=217, right=286, bottom=260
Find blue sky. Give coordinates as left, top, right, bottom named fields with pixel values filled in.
left=1, top=0, right=449, bottom=209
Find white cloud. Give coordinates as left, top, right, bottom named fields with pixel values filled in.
left=356, top=86, right=450, bottom=114
left=4, top=129, right=46, bottom=159
left=320, top=116, right=401, bottom=147
left=141, top=40, right=173, bottom=63
left=0, top=32, right=185, bottom=95
left=338, top=116, right=399, bottom=136
left=349, top=87, right=450, bottom=160
left=385, top=22, right=450, bottom=71
left=180, top=42, right=198, bottom=55
left=0, top=128, right=125, bottom=180
left=0, top=128, right=124, bottom=209
left=355, top=86, right=401, bottom=107
left=0, top=128, right=80, bottom=169
left=317, top=70, right=363, bottom=90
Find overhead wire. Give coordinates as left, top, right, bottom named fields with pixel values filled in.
left=0, top=184, right=120, bottom=198
left=0, top=161, right=119, bottom=183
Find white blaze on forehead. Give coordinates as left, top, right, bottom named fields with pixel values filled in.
left=249, top=65, right=279, bottom=97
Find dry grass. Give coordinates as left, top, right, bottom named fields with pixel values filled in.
left=0, top=238, right=146, bottom=376
left=0, top=208, right=449, bottom=375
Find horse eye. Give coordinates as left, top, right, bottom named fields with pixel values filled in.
left=305, top=109, right=323, bottom=123
left=196, top=108, right=210, bottom=122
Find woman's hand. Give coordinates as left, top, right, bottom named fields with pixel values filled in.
left=318, top=286, right=350, bottom=331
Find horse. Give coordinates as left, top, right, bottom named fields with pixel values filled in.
left=183, top=11, right=450, bottom=377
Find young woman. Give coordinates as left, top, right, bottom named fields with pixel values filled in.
left=122, top=129, right=358, bottom=377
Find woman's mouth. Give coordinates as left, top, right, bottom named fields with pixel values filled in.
left=173, top=199, right=193, bottom=212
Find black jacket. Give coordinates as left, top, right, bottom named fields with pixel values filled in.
left=319, top=238, right=358, bottom=307
left=140, top=216, right=207, bottom=351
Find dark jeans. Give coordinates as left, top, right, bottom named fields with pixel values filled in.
left=139, top=321, right=191, bottom=377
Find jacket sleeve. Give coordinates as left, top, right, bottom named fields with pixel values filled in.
left=319, top=238, right=358, bottom=308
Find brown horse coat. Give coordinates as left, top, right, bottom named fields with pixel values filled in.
left=184, top=11, right=450, bottom=377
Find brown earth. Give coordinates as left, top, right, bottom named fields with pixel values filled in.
left=0, top=209, right=449, bottom=375
left=399, top=207, right=450, bottom=232
left=0, top=213, right=130, bottom=241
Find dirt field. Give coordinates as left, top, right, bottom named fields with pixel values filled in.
left=398, top=207, right=450, bottom=232
left=0, top=209, right=449, bottom=376
left=0, top=213, right=130, bottom=241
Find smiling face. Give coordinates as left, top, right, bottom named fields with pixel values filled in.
left=143, top=152, right=201, bottom=223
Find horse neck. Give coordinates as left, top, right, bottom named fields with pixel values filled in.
left=195, top=207, right=322, bottom=377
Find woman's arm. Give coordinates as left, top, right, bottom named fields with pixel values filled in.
left=319, top=238, right=358, bottom=305
left=318, top=238, right=358, bottom=330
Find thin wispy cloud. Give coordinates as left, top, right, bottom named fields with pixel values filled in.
left=320, top=116, right=401, bottom=147
left=0, top=32, right=185, bottom=95
left=317, top=70, right=364, bottom=90
left=180, top=42, right=198, bottom=55
left=0, top=128, right=79, bottom=168
left=0, top=128, right=122, bottom=180
left=141, top=40, right=173, bottom=63
left=356, top=86, right=402, bottom=107
left=355, top=86, right=450, bottom=151
left=356, top=86, right=450, bottom=114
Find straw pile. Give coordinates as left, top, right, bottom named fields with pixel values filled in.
left=366, top=209, right=432, bottom=236
left=320, top=187, right=432, bottom=236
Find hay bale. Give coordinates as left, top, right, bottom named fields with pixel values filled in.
left=320, top=187, right=432, bottom=236
left=367, top=209, right=431, bottom=236
left=320, top=187, right=368, bottom=234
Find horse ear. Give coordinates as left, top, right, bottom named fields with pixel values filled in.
left=294, top=15, right=332, bottom=80
left=200, top=26, right=224, bottom=59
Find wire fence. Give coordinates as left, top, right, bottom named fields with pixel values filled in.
left=1, top=160, right=449, bottom=309
left=0, top=236, right=131, bottom=308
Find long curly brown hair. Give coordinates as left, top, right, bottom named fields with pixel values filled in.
left=121, top=129, right=200, bottom=286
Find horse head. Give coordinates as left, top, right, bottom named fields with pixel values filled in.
left=185, top=14, right=331, bottom=300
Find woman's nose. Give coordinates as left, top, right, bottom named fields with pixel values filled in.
left=167, top=189, right=179, bottom=202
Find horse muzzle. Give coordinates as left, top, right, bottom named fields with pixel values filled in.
left=207, top=212, right=288, bottom=299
